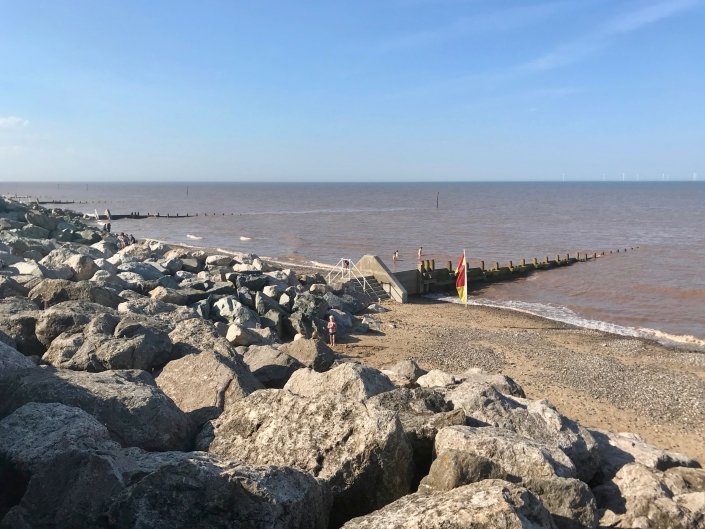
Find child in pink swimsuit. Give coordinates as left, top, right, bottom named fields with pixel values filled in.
left=327, top=315, right=337, bottom=346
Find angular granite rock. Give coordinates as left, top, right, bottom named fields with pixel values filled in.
left=208, top=387, right=414, bottom=526
left=341, top=480, right=555, bottom=529
left=284, top=362, right=394, bottom=401
left=0, top=367, right=195, bottom=451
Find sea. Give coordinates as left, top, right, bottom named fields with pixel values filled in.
left=3, top=181, right=705, bottom=352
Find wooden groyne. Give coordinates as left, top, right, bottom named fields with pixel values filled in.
left=86, top=212, right=240, bottom=221
left=386, top=248, right=639, bottom=298
left=352, top=249, right=638, bottom=303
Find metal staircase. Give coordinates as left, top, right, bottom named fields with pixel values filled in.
left=326, top=259, right=389, bottom=301
left=346, top=276, right=390, bottom=302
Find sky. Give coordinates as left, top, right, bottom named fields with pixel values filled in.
left=1, top=0, right=704, bottom=182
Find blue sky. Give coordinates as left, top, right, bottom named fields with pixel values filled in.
left=1, top=0, right=703, bottom=182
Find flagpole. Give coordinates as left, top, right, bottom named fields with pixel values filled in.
left=464, top=248, right=467, bottom=308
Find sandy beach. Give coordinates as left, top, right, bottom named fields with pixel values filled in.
left=337, top=297, right=705, bottom=464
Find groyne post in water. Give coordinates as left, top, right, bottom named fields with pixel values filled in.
left=386, top=246, right=638, bottom=301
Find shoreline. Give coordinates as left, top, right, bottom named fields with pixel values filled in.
left=337, top=297, right=705, bottom=464
left=123, top=230, right=705, bottom=354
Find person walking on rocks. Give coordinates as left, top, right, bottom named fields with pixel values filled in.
left=327, top=315, right=337, bottom=347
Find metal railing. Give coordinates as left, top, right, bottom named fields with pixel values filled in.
left=326, top=258, right=372, bottom=294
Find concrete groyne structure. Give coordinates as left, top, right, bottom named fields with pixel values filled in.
left=355, top=248, right=637, bottom=303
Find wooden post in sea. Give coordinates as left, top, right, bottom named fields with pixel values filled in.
left=447, top=261, right=453, bottom=273
left=480, top=260, right=485, bottom=271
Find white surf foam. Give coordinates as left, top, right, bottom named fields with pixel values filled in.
left=186, top=234, right=203, bottom=240
left=429, top=293, right=705, bottom=352
left=239, top=236, right=252, bottom=241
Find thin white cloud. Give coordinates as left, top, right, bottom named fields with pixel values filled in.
left=522, top=0, right=702, bottom=72
left=0, top=116, right=30, bottom=129
left=372, top=1, right=573, bottom=52
left=605, top=0, right=700, bottom=34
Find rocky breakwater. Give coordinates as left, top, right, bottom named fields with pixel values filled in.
left=1, top=195, right=704, bottom=529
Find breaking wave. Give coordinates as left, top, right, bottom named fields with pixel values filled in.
left=429, top=293, right=705, bottom=352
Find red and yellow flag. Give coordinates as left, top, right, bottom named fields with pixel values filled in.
left=455, top=251, right=467, bottom=304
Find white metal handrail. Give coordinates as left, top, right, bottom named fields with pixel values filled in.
left=326, top=258, right=372, bottom=293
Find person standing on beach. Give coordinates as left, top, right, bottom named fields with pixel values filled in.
left=327, top=315, right=337, bottom=346
left=393, top=250, right=399, bottom=262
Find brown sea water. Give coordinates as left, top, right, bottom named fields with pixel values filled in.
left=4, top=181, right=704, bottom=350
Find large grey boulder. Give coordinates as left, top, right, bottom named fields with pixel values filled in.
left=284, top=362, right=395, bottom=401
left=64, top=253, right=99, bottom=280
left=90, top=269, right=129, bottom=289
left=225, top=323, right=264, bottom=346
left=0, top=367, right=195, bottom=451
left=457, top=368, right=526, bottom=398
left=265, top=268, right=298, bottom=288
left=2, top=448, right=331, bottom=529
left=368, top=387, right=466, bottom=483
left=28, top=278, right=124, bottom=309
left=383, top=359, right=427, bottom=384
left=42, top=314, right=175, bottom=372
left=117, top=296, right=184, bottom=317
left=416, top=369, right=458, bottom=388
left=156, top=318, right=262, bottom=414
left=425, top=426, right=597, bottom=529
left=114, top=243, right=154, bottom=262
left=433, top=426, right=577, bottom=480
left=117, top=261, right=166, bottom=281
left=213, top=296, right=260, bottom=327
left=34, top=300, right=115, bottom=347
left=234, top=273, right=268, bottom=291
left=323, top=291, right=365, bottom=315
left=256, top=290, right=288, bottom=316
left=0, top=402, right=120, bottom=474
left=0, top=298, right=43, bottom=355
left=292, top=291, right=329, bottom=320
left=0, top=341, right=35, bottom=371
left=25, top=210, right=58, bottom=232
left=278, top=338, right=336, bottom=372
left=446, top=384, right=599, bottom=482
left=148, top=285, right=210, bottom=305
left=20, top=224, right=51, bottom=239
left=91, top=240, right=117, bottom=257
left=593, top=462, right=705, bottom=529
left=521, top=477, right=597, bottom=529
left=208, top=388, right=414, bottom=526
left=8, top=260, right=47, bottom=277
left=205, top=254, right=233, bottom=267
left=0, top=277, right=29, bottom=299
left=422, top=437, right=596, bottom=529
left=243, top=345, right=304, bottom=388
left=341, top=480, right=555, bottom=529
left=590, top=428, right=700, bottom=482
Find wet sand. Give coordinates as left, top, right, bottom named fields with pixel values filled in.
left=337, top=297, right=705, bottom=464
